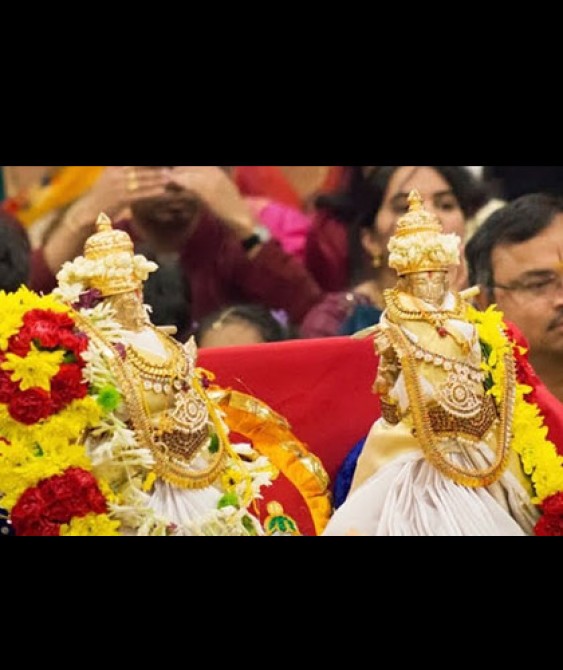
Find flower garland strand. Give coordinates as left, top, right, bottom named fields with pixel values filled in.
left=467, top=304, right=563, bottom=535
left=0, top=287, right=120, bottom=536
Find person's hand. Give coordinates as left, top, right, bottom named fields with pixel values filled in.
left=166, top=166, right=257, bottom=239
left=63, top=166, right=169, bottom=233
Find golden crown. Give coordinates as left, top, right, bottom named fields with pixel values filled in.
left=83, top=213, right=157, bottom=296
left=388, top=190, right=460, bottom=276
left=84, top=212, right=134, bottom=260
left=393, top=190, right=443, bottom=237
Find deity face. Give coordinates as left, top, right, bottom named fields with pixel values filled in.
left=108, top=290, right=148, bottom=331
left=406, top=271, right=448, bottom=307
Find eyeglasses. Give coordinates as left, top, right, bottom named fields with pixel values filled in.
left=492, top=270, right=563, bottom=299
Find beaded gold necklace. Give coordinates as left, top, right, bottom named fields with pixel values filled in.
left=385, top=321, right=515, bottom=488
left=384, top=287, right=465, bottom=334
left=126, top=333, right=189, bottom=395
left=384, top=287, right=476, bottom=355
left=73, top=312, right=228, bottom=490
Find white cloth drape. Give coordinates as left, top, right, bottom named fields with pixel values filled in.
left=323, top=450, right=538, bottom=536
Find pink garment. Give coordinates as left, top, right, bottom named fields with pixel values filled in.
left=246, top=197, right=312, bottom=262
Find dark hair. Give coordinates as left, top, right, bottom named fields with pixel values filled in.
left=139, top=252, right=192, bottom=342
left=314, top=167, right=374, bottom=224
left=194, top=304, right=290, bottom=346
left=317, top=166, right=489, bottom=285
left=483, top=166, right=563, bottom=201
left=465, top=192, right=563, bottom=292
left=0, top=211, right=31, bottom=292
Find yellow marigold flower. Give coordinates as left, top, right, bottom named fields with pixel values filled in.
left=470, top=301, right=563, bottom=508
left=60, top=513, right=121, bottom=536
left=221, top=467, right=245, bottom=491
left=2, top=345, right=65, bottom=391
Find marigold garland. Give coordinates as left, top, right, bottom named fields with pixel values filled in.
left=467, top=304, right=563, bottom=535
left=0, top=287, right=120, bottom=536
left=1, top=270, right=331, bottom=536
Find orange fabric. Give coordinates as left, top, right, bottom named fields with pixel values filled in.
left=233, top=166, right=302, bottom=210
left=16, top=167, right=105, bottom=226
left=233, top=166, right=347, bottom=212
left=218, top=392, right=332, bottom=535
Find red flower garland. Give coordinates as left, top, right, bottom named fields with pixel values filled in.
left=10, top=467, right=108, bottom=536
left=2, top=309, right=89, bottom=425
left=1, top=305, right=109, bottom=535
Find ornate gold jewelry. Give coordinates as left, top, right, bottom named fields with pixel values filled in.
left=436, top=370, right=483, bottom=418
left=384, top=322, right=515, bottom=488
left=372, top=253, right=383, bottom=269
left=125, top=336, right=188, bottom=395
left=73, top=312, right=227, bottom=490
left=380, top=394, right=498, bottom=440
left=410, top=340, right=483, bottom=381
left=385, top=287, right=465, bottom=333
left=427, top=395, right=498, bottom=441
left=387, top=190, right=461, bottom=276
left=380, top=398, right=400, bottom=425
left=80, top=213, right=158, bottom=297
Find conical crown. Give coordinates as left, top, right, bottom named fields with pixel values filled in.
left=393, top=190, right=443, bottom=238
left=83, top=213, right=151, bottom=296
left=388, top=190, right=461, bottom=276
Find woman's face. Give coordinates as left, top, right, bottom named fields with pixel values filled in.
left=362, top=166, right=468, bottom=289
left=377, top=166, right=465, bottom=245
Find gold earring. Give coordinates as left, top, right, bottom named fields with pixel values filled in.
left=372, top=253, right=383, bottom=269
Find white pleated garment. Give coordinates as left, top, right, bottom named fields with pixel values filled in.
left=323, top=450, right=538, bottom=536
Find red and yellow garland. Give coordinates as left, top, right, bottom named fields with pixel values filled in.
left=468, top=304, right=563, bottom=535
left=0, top=287, right=120, bottom=536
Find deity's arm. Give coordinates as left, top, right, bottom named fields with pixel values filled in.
left=373, top=325, right=400, bottom=396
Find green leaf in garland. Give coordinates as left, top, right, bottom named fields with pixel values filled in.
left=218, top=492, right=240, bottom=509
left=242, top=515, right=258, bottom=535
left=95, top=385, right=122, bottom=413
left=479, top=339, right=494, bottom=391
left=32, top=443, right=44, bottom=457
left=208, top=433, right=220, bottom=454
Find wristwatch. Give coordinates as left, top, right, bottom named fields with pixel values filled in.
left=241, top=225, right=271, bottom=252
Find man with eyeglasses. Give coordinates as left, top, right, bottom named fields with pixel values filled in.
left=466, top=193, right=563, bottom=403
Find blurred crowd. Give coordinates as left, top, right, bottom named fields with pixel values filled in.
left=1, top=165, right=562, bottom=404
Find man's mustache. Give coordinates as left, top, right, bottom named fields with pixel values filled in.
left=548, top=311, right=563, bottom=331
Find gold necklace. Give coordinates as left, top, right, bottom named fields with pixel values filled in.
left=73, top=312, right=227, bottom=490
left=126, top=332, right=189, bottom=394
left=385, top=288, right=475, bottom=354
left=385, top=288, right=465, bottom=333
left=385, top=321, right=515, bottom=488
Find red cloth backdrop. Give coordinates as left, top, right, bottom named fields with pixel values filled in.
left=197, top=336, right=380, bottom=482
left=198, top=334, right=563, bottom=482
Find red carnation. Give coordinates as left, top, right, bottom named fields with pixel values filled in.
left=19, top=310, right=75, bottom=351
left=7, top=328, right=32, bottom=357
left=0, top=369, right=18, bottom=404
left=58, top=329, right=89, bottom=360
left=8, top=387, right=52, bottom=425
left=23, top=309, right=75, bottom=330
left=11, top=467, right=108, bottom=536
left=51, top=363, right=88, bottom=412
left=535, top=492, right=563, bottom=536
